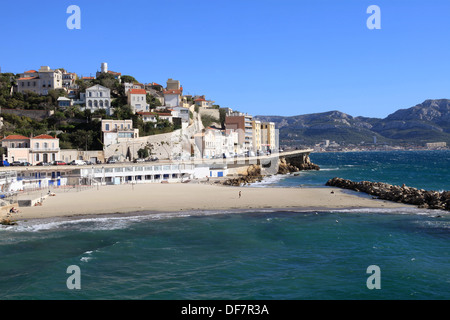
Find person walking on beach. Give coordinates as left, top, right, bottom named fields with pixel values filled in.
left=239, top=191, right=242, bottom=198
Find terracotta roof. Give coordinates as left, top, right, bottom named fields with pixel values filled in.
left=108, top=70, right=122, bottom=76
left=194, top=98, right=206, bottom=102
left=33, top=134, right=56, bottom=139
left=24, top=70, right=38, bottom=73
left=18, top=77, right=39, bottom=81
left=82, top=76, right=95, bottom=80
left=163, top=89, right=183, bottom=95
left=2, top=135, right=29, bottom=140
left=129, top=89, right=147, bottom=95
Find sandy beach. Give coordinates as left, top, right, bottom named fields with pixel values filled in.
left=4, top=182, right=412, bottom=221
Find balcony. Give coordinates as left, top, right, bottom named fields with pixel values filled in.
left=30, top=147, right=60, bottom=153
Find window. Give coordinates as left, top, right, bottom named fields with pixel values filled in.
left=88, top=100, right=92, bottom=107
left=11, top=143, right=14, bottom=148
left=35, top=142, right=39, bottom=149
left=100, top=92, right=103, bottom=97
left=105, top=124, right=110, bottom=131
left=89, top=92, right=92, bottom=97
left=44, top=142, right=48, bottom=149
left=21, top=82, right=24, bottom=87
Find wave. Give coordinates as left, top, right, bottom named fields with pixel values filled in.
left=245, top=174, right=287, bottom=187
left=1, top=204, right=447, bottom=234
left=0, top=212, right=194, bottom=233
left=327, top=206, right=448, bottom=217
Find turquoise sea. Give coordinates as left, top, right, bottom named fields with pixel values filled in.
left=0, top=150, right=449, bottom=300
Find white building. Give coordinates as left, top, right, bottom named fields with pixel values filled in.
left=194, top=128, right=237, bottom=159
left=163, top=89, right=183, bottom=107
left=85, top=84, right=112, bottom=115
left=127, top=89, right=149, bottom=113
left=138, top=111, right=173, bottom=125
left=101, top=119, right=139, bottom=148
left=170, top=106, right=190, bottom=123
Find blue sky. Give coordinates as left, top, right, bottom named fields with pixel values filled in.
left=1, top=0, right=450, bottom=118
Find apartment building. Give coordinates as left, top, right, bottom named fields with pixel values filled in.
left=225, top=112, right=253, bottom=151
left=101, top=119, right=139, bottom=148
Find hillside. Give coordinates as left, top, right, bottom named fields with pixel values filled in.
left=255, top=99, right=450, bottom=147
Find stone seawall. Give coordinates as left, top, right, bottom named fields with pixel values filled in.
left=326, top=177, right=450, bottom=211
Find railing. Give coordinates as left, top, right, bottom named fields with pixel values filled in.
left=30, top=148, right=60, bottom=152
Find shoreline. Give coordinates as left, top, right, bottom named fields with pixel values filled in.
left=3, top=182, right=417, bottom=223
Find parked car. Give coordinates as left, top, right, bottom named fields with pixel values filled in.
left=0, top=160, right=10, bottom=167
left=52, top=161, right=67, bottom=165
left=19, top=162, right=31, bottom=166
left=10, top=161, right=22, bottom=166
left=107, top=158, right=117, bottom=164
left=69, top=160, right=86, bottom=165
left=134, top=158, right=145, bottom=163
left=36, top=162, right=50, bottom=166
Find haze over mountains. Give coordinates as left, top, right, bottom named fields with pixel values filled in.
left=255, top=99, right=450, bottom=147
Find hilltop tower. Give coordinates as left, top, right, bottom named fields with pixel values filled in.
left=101, top=62, right=108, bottom=73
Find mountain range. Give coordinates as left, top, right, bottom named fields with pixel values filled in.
left=254, top=99, right=450, bottom=147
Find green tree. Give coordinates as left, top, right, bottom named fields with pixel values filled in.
left=146, top=94, right=162, bottom=109
left=114, top=104, right=134, bottom=120
left=121, top=75, right=138, bottom=84
left=137, top=148, right=149, bottom=159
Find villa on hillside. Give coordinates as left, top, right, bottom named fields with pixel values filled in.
left=127, top=88, right=149, bottom=113
left=85, top=84, right=112, bottom=115
left=16, top=66, right=63, bottom=95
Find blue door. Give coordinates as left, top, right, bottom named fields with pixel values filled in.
left=218, top=172, right=223, bottom=177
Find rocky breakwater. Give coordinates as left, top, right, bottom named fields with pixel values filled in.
left=222, top=164, right=264, bottom=186
left=326, top=177, right=450, bottom=211
left=278, top=155, right=320, bottom=174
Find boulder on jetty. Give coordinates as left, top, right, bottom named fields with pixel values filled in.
left=277, top=157, right=299, bottom=174
left=222, top=164, right=264, bottom=186
left=278, top=155, right=320, bottom=174
left=326, top=177, right=450, bottom=211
